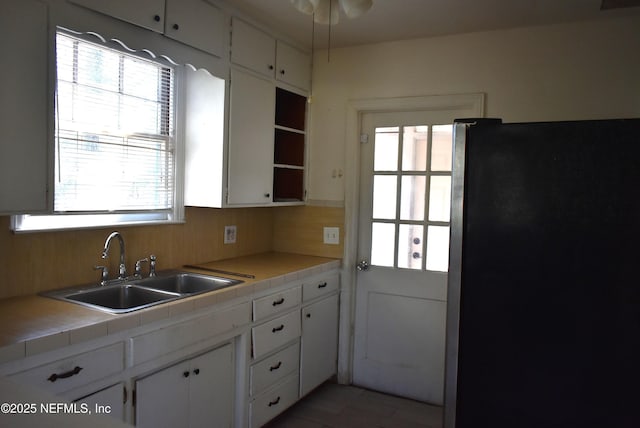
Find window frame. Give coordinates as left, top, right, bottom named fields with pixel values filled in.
left=12, top=28, right=185, bottom=233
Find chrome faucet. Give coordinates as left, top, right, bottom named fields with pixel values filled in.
left=102, top=231, right=126, bottom=280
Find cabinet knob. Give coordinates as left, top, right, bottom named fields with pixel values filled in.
left=173, top=23, right=179, bottom=30
left=280, top=69, right=285, bottom=75
left=183, top=371, right=190, bottom=378
left=306, top=313, right=311, bottom=318
left=153, top=15, right=161, bottom=22
left=264, top=193, right=270, bottom=198
left=268, top=65, right=274, bottom=70
left=193, top=368, right=200, bottom=375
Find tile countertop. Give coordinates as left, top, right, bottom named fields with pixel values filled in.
left=0, top=252, right=341, bottom=365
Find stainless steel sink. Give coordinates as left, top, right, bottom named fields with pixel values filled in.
left=63, top=284, right=181, bottom=314
left=134, top=271, right=243, bottom=295
left=41, top=271, right=243, bottom=314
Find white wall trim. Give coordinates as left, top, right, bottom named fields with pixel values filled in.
left=337, top=93, right=485, bottom=385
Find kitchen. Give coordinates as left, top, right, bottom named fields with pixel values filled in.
left=1, top=0, right=640, bottom=427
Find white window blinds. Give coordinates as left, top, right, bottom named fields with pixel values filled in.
left=55, top=32, right=175, bottom=213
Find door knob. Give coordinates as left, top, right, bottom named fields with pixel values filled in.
left=356, top=260, right=369, bottom=271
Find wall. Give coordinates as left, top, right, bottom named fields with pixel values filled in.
left=0, top=207, right=274, bottom=299
left=0, top=205, right=343, bottom=299
left=272, top=205, right=344, bottom=259
left=307, top=15, right=640, bottom=202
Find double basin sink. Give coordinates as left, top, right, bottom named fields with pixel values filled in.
left=42, top=271, right=243, bottom=314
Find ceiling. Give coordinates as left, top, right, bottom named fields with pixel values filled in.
left=223, top=0, right=640, bottom=50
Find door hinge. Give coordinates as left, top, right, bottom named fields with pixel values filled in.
left=132, top=388, right=136, bottom=407
left=360, top=133, right=369, bottom=144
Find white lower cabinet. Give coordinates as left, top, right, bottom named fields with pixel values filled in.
left=135, top=343, right=234, bottom=428
left=300, top=293, right=339, bottom=397
left=74, top=382, right=125, bottom=422
left=250, top=374, right=300, bottom=428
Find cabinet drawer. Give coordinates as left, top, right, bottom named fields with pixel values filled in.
left=303, top=273, right=339, bottom=302
left=250, top=342, right=299, bottom=396
left=252, top=310, right=300, bottom=359
left=131, top=301, right=250, bottom=365
left=253, top=285, right=301, bottom=321
left=250, top=374, right=299, bottom=428
left=11, top=342, right=124, bottom=395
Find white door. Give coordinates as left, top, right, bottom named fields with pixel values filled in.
left=353, top=110, right=456, bottom=405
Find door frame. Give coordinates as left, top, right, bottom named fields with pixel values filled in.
left=338, top=94, right=485, bottom=385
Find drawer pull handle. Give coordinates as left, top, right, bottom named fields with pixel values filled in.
left=272, top=324, right=284, bottom=333
left=269, top=361, right=282, bottom=372
left=268, top=396, right=281, bottom=407
left=318, top=282, right=328, bottom=288
left=272, top=298, right=285, bottom=306
left=47, top=366, right=83, bottom=382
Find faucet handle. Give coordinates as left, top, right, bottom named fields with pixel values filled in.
left=93, top=265, right=109, bottom=286
left=149, top=255, right=157, bottom=277
left=134, top=258, right=149, bottom=278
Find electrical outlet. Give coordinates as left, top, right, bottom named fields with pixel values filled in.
left=224, top=225, right=237, bottom=244
left=323, top=227, right=340, bottom=245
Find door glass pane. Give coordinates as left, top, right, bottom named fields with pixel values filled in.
left=426, top=225, right=450, bottom=272
left=428, top=176, right=452, bottom=222
left=402, top=126, right=428, bottom=171
left=400, top=176, right=425, bottom=221
left=431, top=125, right=453, bottom=171
left=372, top=175, right=397, bottom=219
left=371, top=222, right=395, bottom=267
left=374, top=127, right=399, bottom=171
left=398, top=224, right=423, bottom=269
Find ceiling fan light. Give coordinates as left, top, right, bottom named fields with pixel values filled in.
left=339, top=0, right=373, bottom=19
left=310, top=0, right=340, bottom=25
left=290, top=0, right=315, bottom=15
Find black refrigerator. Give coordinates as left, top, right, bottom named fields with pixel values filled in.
left=445, top=118, right=640, bottom=428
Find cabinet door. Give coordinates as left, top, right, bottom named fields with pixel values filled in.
left=300, top=294, right=339, bottom=396
left=227, top=70, right=275, bottom=205
left=68, top=0, right=165, bottom=32
left=189, top=344, right=234, bottom=428
left=74, top=383, right=125, bottom=422
left=276, top=41, right=310, bottom=91
left=231, top=18, right=276, bottom=77
left=136, top=361, right=190, bottom=428
left=0, top=0, right=49, bottom=214
left=164, top=0, right=228, bottom=57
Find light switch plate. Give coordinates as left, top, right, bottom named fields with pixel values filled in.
left=323, top=227, right=340, bottom=245
left=224, top=225, right=237, bottom=244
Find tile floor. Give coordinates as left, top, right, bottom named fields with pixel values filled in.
left=263, top=382, right=443, bottom=428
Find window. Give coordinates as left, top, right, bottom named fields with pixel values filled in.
left=13, top=30, right=183, bottom=231
left=370, top=124, right=453, bottom=272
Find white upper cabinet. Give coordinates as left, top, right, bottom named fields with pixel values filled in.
left=231, top=17, right=310, bottom=91
left=231, top=18, right=277, bottom=78
left=68, top=0, right=165, bottom=32
left=0, top=0, right=50, bottom=214
left=69, top=0, right=228, bottom=57
left=227, top=70, right=275, bottom=205
left=276, top=41, right=311, bottom=91
left=164, top=0, right=228, bottom=57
